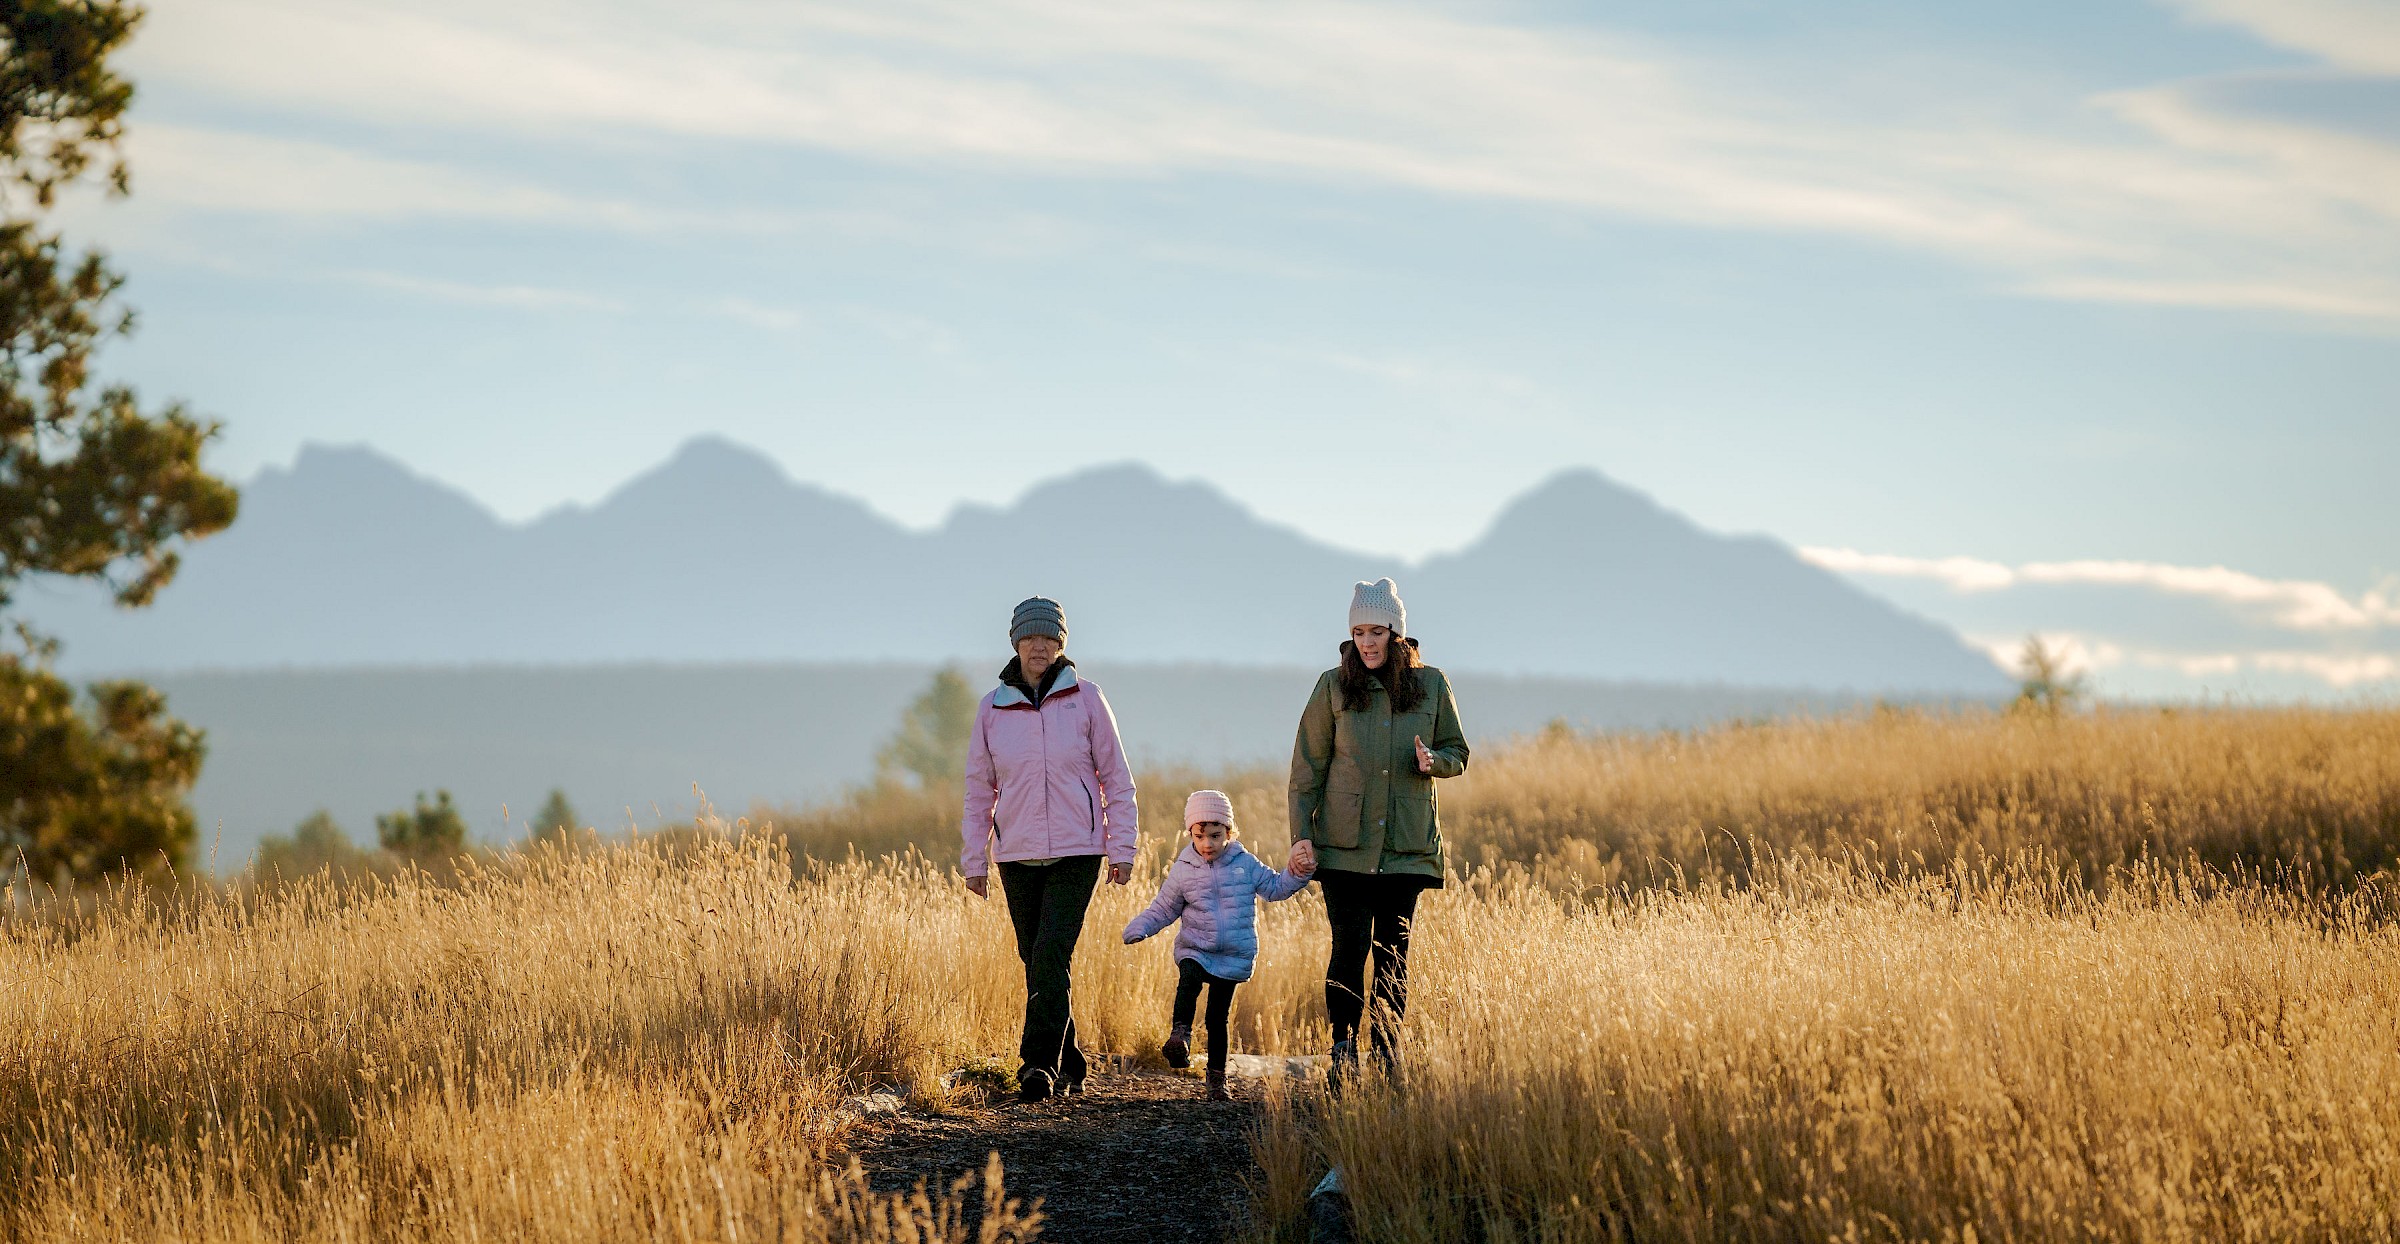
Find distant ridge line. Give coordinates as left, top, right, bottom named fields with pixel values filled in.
left=32, top=437, right=2012, bottom=693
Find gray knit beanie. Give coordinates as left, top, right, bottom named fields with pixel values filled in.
left=1010, top=596, right=1067, bottom=645
left=1348, top=578, right=1406, bottom=636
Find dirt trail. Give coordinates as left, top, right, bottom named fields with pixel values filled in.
left=851, top=1067, right=1265, bottom=1243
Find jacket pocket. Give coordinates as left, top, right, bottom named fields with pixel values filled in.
left=1390, top=790, right=1438, bottom=854
left=1080, top=777, right=1098, bottom=834
left=1322, top=785, right=1365, bottom=850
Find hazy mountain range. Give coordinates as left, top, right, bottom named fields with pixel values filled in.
left=154, top=663, right=1878, bottom=866
left=30, top=437, right=2009, bottom=691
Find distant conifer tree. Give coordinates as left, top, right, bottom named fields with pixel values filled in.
left=532, top=788, right=579, bottom=837
left=255, top=809, right=370, bottom=879
left=876, top=668, right=977, bottom=788
left=2013, top=635, right=2087, bottom=714
left=377, top=791, right=469, bottom=859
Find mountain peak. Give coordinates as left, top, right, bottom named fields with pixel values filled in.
left=624, top=436, right=793, bottom=496
left=1469, top=467, right=1684, bottom=551
left=275, top=442, right=444, bottom=490
left=950, top=461, right=1244, bottom=530
left=257, top=442, right=501, bottom=531
left=1017, top=461, right=1176, bottom=507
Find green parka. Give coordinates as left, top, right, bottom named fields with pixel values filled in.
left=1288, top=656, right=1470, bottom=881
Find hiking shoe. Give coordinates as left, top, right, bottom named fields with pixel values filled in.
left=1328, top=1039, right=1358, bottom=1093
left=1163, top=1024, right=1192, bottom=1069
left=1017, top=1068, right=1053, bottom=1104
left=1206, top=1070, right=1232, bottom=1102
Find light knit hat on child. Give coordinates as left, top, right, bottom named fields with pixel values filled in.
left=1348, top=578, right=1406, bottom=636
left=1009, top=596, right=1067, bottom=645
left=1184, top=789, right=1236, bottom=828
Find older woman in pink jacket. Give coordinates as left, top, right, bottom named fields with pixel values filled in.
left=961, top=596, right=1140, bottom=1103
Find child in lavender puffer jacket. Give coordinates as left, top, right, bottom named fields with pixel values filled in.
left=1123, top=789, right=1317, bottom=1100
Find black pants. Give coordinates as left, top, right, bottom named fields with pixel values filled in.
left=1319, top=869, right=1433, bottom=1052
left=998, top=855, right=1103, bottom=1083
left=1172, top=958, right=1239, bottom=1072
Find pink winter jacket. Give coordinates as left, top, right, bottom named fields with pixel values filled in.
left=960, top=663, right=1140, bottom=878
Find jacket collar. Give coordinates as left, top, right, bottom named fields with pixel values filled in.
left=993, top=658, right=1078, bottom=709
left=1176, top=840, right=1248, bottom=868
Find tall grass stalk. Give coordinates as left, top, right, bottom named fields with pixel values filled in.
left=1246, top=861, right=2400, bottom=1241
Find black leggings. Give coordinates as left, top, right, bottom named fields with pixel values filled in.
left=1319, top=869, right=1433, bottom=1052
left=1172, top=959, right=1238, bottom=1072
left=997, top=855, right=1103, bottom=1082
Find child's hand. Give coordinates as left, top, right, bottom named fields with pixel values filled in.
left=1288, top=841, right=1317, bottom=877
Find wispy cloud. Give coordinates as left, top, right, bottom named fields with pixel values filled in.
left=116, top=123, right=810, bottom=235
left=2158, top=0, right=2400, bottom=74
left=121, top=0, right=2400, bottom=325
left=709, top=298, right=811, bottom=334
left=1968, top=631, right=2400, bottom=690
left=700, top=298, right=959, bottom=354
left=344, top=270, right=627, bottom=312
left=1804, top=547, right=2400, bottom=632
left=1307, top=350, right=1546, bottom=402
left=2021, top=276, right=2400, bottom=322
left=124, top=124, right=649, bottom=225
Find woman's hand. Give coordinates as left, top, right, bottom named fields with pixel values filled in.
left=1415, top=734, right=1434, bottom=774
left=1288, top=841, right=1316, bottom=875
left=1108, top=862, right=1131, bottom=886
left=966, top=875, right=988, bottom=898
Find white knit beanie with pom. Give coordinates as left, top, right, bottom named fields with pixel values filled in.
left=1184, top=789, right=1236, bottom=829
left=1348, top=578, right=1406, bottom=636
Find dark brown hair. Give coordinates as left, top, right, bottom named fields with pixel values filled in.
left=1338, top=634, right=1426, bottom=713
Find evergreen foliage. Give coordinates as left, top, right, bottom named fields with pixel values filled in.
left=0, top=660, right=200, bottom=882
left=0, top=1, right=239, bottom=886
left=2013, top=635, right=2086, bottom=714
left=376, top=790, right=468, bottom=860
left=254, top=808, right=371, bottom=879
left=874, top=667, right=976, bottom=788
left=531, top=788, right=579, bottom=837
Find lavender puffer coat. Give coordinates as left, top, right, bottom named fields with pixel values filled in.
left=1122, top=841, right=1311, bottom=981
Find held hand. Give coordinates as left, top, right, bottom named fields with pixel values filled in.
left=1288, top=840, right=1317, bottom=875
left=1415, top=734, right=1435, bottom=774
left=1108, top=862, right=1131, bottom=886
left=965, top=875, right=988, bottom=899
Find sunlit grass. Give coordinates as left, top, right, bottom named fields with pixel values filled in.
left=1245, top=862, right=2400, bottom=1241
left=10, top=705, right=2400, bottom=1240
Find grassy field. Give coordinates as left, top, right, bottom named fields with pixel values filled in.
left=761, top=704, right=2400, bottom=892
left=9, top=706, right=2400, bottom=1241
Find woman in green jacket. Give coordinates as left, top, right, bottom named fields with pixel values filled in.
left=1288, top=577, right=1469, bottom=1079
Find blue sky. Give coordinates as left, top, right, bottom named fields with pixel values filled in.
left=59, top=0, right=2400, bottom=697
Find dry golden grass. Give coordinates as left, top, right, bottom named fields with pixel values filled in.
left=1245, top=863, right=2400, bottom=1242
left=740, top=764, right=1291, bottom=872
left=0, top=836, right=1055, bottom=1242
left=10, top=706, right=2400, bottom=1241
left=1445, top=705, right=2400, bottom=892
left=754, top=707, right=2400, bottom=896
